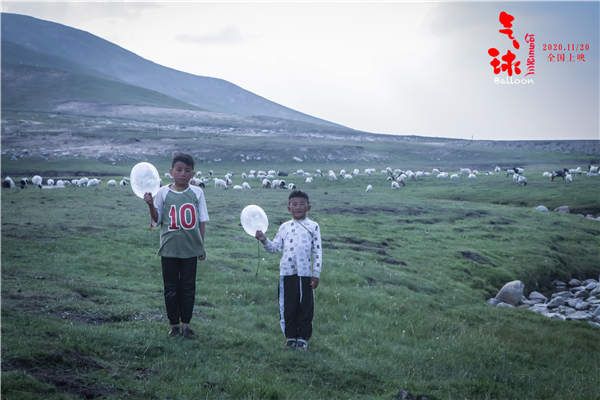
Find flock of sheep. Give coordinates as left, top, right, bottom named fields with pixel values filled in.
left=3, top=164, right=598, bottom=192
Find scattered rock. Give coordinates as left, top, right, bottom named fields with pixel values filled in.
left=488, top=277, right=600, bottom=328
left=554, top=205, right=570, bottom=213
left=529, top=291, right=547, bottom=302
left=569, top=278, right=582, bottom=286
left=495, top=280, right=525, bottom=306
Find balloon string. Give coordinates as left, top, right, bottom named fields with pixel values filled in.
left=255, top=241, right=261, bottom=277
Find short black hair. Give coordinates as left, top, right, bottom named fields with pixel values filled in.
left=172, top=153, right=194, bottom=169
left=289, top=190, right=309, bottom=203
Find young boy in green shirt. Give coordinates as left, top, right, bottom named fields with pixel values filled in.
left=144, top=153, right=208, bottom=338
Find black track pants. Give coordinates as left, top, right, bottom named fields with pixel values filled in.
left=161, top=257, right=197, bottom=325
left=278, top=275, right=314, bottom=340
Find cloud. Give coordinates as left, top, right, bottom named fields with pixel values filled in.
left=175, top=26, right=243, bottom=45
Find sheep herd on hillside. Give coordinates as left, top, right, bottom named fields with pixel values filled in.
left=3, top=164, right=599, bottom=193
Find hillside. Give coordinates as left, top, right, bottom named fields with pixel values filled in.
left=1, top=12, right=344, bottom=128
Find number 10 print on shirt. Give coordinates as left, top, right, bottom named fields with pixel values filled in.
left=168, top=203, right=197, bottom=231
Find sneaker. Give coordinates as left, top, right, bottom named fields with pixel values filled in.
left=168, top=326, right=181, bottom=337
left=182, top=326, right=196, bottom=339
left=285, top=338, right=297, bottom=348
left=295, top=339, right=308, bottom=351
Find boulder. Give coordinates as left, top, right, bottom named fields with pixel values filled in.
left=566, top=311, right=591, bottom=321
left=496, top=302, right=515, bottom=308
left=554, top=205, right=570, bottom=213
left=529, top=291, right=547, bottom=302
left=487, top=298, right=501, bottom=306
left=495, top=280, right=525, bottom=306
left=568, top=278, right=582, bottom=286
left=547, top=297, right=566, bottom=308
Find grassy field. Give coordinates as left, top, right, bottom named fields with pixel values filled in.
left=2, top=160, right=600, bottom=399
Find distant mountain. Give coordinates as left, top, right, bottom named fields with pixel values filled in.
left=1, top=13, right=343, bottom=128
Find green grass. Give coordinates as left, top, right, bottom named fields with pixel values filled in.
left=2, top=161, right=600, bottom=399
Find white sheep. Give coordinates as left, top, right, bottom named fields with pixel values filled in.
left=436, top=172, right=449, bottom=179
left=214, top=178, right=227, bottom=189
left=468, top=173, right=477, bottom=179
left=87, top=178, right=101, bottom=187
left=542, top=171, right=552, bottom=178
left=107, top=179, right=117, bottom=187
left=328, top=170, right=337, bottom=181
left=119, top=179, right=129, bottom=187
left=242, top=182, right=251, bottom=190
left=3, top=176, right=15, bottom=188
left=365, top=184, right=373, bottom=192
left=450, top=173, right=459, bottom=180
left=56, top=180, right=66, bottom=187
left=391, top=181, right=401, bottom=189
left=305, top=177, right=313, bottom=183
left=233, top=185, right=243, bottom=190
left=287, top=183, right=296, bottom=190
left=516, top=175, right=528, bottom=186
left=31, top=175, right=43, bottom=187
left=352, top=168, right=360, bottom=176
left=565, top=173, right=573, bottom=183
left=261, top=178, right=272, bottom=188
left=47, top=179, right=55, bottom=186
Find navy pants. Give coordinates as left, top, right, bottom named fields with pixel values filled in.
left=278, top=275, right=314, bottom=340
left=161, top=257, right=197, bottom=325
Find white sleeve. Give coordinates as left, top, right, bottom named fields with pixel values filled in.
left=263, top=224, right=285, bottom=253
left=194, top=187, right=209, bottom=222
left=152, top=186, right=167, bottom=227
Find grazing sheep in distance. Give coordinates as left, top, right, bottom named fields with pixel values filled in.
left=19, top=178, right=28, bottom=188
left=262, top=178, right=272, bottom=188
left=242, top=182, right=251, bottom=190
left=87, top=178, right=101, bottom=187
left=565, top=173, right=573, bottom=183
left=305, top=177, right=313, bottom=183
left=56, top=180, right=66, bottom=188
left=365, top=184, right=373, bottom=192
left=542, top=171, right=552, bottom=178
left=3, top=176, right=15, bottom=188
left=107, top=179, right=117, bottom=187
left=391, top=181, right=401, bottom=189
left=47, top=179, right=55, bottom=186
left=287, top=183, right=296, bottom=190
left=468, top=173, right=477, bottom=179
left=120, top=179, right=129, bottom=187
left=450, top=174, right=459, bottom=180
left=214, top=178, right=227, bottom=189
left=516, top=175, right=528, bottom=186
left=551, top=168, right=569, bottom=181
left=233, top=185, right=243, bottom=190
left=31, top=175, right=43, bottom=188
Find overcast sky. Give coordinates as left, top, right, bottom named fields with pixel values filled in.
left=2, top=1, right=599, bottom=140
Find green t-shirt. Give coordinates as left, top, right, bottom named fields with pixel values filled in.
left=153, top=185, right=208, bottom=258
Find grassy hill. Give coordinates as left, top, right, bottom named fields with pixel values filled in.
left=1, top=162, right=599, bottom=399
left=1, top=12, right=344, bottom=127
left=1, top=63, right=202, bottom=112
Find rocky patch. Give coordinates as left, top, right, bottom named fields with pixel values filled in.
left=488, top=277, right=600, bottom=328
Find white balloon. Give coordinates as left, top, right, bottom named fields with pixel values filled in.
left=240, top=205, right=268, bottom=236
left=130, top=162, right=161, bottom=199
